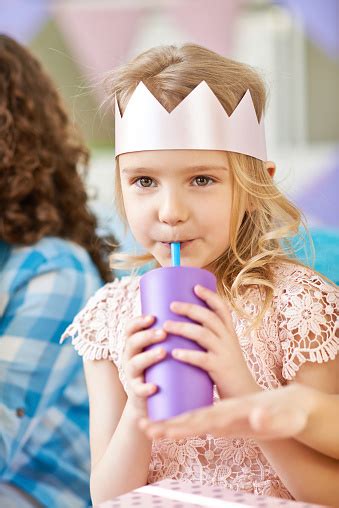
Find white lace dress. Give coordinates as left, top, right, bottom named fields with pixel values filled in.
left=61, top=262, right=339, bottom=499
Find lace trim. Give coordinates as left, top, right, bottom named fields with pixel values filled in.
left=61, top=322, right=112, bottom=361
left=60, top=276, right=141, bottom=363
left=282, top=333, right=339, bottom=380
left=275, top=264, right=339, bottom=380
left=59, top=282, right=120, bottom=361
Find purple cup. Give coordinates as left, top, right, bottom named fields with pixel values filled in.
left=140, top=266, right=217, bottom=421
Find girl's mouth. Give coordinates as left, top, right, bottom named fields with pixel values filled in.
left=160, top=240, right=195, bottom=249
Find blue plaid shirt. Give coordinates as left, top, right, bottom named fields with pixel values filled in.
left=0, top=237, right=103, bottom=508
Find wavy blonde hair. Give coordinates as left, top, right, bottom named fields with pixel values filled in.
left=105, top=43, right=311, bottom=326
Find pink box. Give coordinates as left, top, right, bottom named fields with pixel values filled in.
left=96, top=479, right=329, bottom=508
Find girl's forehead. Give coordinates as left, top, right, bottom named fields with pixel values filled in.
left=119, top=149, right=229, bottom=172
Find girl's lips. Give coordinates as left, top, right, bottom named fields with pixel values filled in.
left=160, top=240, right=195, bottom=249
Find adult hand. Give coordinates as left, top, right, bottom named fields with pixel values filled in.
left=140, top=384, right=310, bottom=441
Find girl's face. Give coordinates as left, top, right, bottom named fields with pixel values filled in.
left=119, top=149, right=233, bottom=269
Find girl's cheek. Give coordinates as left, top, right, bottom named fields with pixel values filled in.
left=130, top=221, right=152, bottom=246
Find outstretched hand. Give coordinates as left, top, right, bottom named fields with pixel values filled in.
left=139, top=384, right=309, bottom=441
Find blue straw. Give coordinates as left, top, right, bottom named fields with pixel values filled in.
left=171, top=242, right=181, bottom=267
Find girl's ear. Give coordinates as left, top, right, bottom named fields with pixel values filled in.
left=265, top=161, right=276, bottom=178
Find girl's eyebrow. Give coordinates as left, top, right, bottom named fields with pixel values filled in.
left=121, top=165, right=228, bottom=175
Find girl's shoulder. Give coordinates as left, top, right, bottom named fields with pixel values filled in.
left=270, top=260, right=339, bottom=302
left=269, top=261, right=338, bottom=380
left=60, top=275, right=141, bottom=361
left=236, top=261, right=338, bottom=385
left=237, top=261, right=338, bottom=318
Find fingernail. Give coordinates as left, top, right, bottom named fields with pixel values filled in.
left=162, top=323, right=169, bottom=332
left=155, top=347, right=165, bottom=357
left=145, top=315, right=153, bottom=322
left=154, top=329, right=165, bottom=338
left=172, top=349, right=182, bottom=358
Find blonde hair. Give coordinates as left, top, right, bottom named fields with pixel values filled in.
left=105, top=43, right=311, bottom=326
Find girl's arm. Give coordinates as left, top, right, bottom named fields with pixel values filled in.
left=256, top=357, right=339, bottom=506
left=84, top=359, right=152, bottom=505
left=294, top=385, right=339, bottom=459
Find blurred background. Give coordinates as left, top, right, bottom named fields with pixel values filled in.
left=1, top=0, right=338, bottom=258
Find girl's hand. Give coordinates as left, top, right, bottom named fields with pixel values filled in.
left=139, top=384, right=310, bottom=441
left=163, top=284, right=258, bottom=399
left=123, top=315, right=167, bottom=419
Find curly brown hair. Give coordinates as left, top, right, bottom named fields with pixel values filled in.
left=0, top=34, right=114, bottom=282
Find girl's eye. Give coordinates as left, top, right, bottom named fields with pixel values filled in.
left=132, top=175, right=214, bottom=188
left=135, top=177, right=155, bottom=188
left=193, top=176, right=214, bottom=186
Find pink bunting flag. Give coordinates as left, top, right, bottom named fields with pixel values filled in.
left=54, top=5, right=144, bottom=80
left=166, top=0, right=241, bottom=56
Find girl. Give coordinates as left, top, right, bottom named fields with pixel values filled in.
left=62, top=44, right=339, bottom=506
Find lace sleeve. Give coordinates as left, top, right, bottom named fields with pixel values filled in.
left=278, top=269, right=339, bottom=380
left=60, top=279, right=122, bottom=361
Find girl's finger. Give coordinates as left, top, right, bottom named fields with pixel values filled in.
left=171, top=348, right=209, bottom=369
left=139, top=412, right=193, bottom=439
left=169, top=301, right=224, bottom=338
left=163, top=320, right=215, bottom=352
left=128, top=347, right=167, bottom=378
left=142, top=401, right=251, bottom=440
left=125, top=315, right=155, bottom=338
left=141, top=404, right=224, bottom=439
left=130, top=379, right=158, bottom=398
left=194, top=285, right=233, bottom=331
left=124, top=328, right=166, bottom=359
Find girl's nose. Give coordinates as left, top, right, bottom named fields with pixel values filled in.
left=158, top=191, right=189, bottom=226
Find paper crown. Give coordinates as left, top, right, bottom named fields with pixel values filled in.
left=115, top=81, right=267, bottom=161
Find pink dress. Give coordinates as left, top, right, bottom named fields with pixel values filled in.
left=61, top=262, right=339, bottom=499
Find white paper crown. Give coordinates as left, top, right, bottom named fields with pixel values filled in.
left=115, top=81, right=267, bottom=161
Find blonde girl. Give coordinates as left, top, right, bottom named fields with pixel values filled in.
left=62, top=44, right=339, bottom=506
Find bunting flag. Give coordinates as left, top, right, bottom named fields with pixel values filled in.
left=0, top=0, right=50, bottom=43
left=277, top=0, right=339, bottom=58
left=166, top=0, right=240, bottom=56
left=54, top=4, right=145, bottom=80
